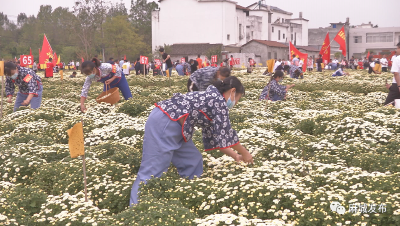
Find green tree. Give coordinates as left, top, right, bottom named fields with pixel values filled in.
left=108, top=2, right=128, bottom=17
left=103, top=15, right=146, bottom=59
left=72, top=0, right=108, bottom=59
left=130, top=0, right=158, bottom=48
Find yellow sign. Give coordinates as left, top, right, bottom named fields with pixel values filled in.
left=67, top=122, right=85, bottom=158
left=0, top=61, right=4, bottom=76
left=60, top=70, right=64, bottom=80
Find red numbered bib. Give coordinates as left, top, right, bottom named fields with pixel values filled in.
left=23, top=74, right=33, bottom=83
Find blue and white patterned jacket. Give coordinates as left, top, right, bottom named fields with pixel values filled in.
left=156, top=85, right=239, bottom=151
left=6, top=66, right=42, bottom=97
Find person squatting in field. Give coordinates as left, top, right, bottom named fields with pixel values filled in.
left=187, top=66, right=231, bottom=92
left=4, top=61, right=43, bottom=112
left=259, top=70, right=295, bottom=102
left=79, top=58, right=132, bottom=112
left=130, top=76, right=253, bottom=206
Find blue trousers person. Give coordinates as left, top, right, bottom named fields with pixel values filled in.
left=14, top=84, right=43, bottom=112
left=129, top=107, right=203, bottom=206
left=270, top=93, right=284, bottom=101
left=99, top=71, right=132, bottom=100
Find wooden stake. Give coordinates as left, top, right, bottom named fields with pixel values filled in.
left=81, top=118, right=88, bottom=202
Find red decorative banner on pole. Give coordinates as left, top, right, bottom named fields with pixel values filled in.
left=211, top=55, right=217, bottom=63
left=334, top=26, right=347, bottom=56
left=289, top=42, right=308, bottom=72
left=39, top=34, right=53, bottom=65
left=181, top=58, right=185, bottom=63
left=319, top=32, right=331, bottom=64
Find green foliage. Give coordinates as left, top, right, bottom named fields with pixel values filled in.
left=103, top=15, right=147, bottom=59
left=0, top=186, right=47, bottom=225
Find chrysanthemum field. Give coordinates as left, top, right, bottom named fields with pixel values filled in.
left=1, top=69, right=400, bottom=226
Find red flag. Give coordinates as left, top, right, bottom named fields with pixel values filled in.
left=333, top=26, right=347, bottom=56
left=289, top=42, right=308, bottom=72
left=124, top=55, right=126, bottom=60
left=319, top=32, right=330, bottom=64
left=29, top=47, right=32, bottom=56
left=39, top=34, right=53, bottom=65
left=367, top=51, right=370, bottom=58
left=81, top=57, right=84, bottom=63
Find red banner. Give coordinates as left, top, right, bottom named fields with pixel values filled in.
left=154, top=59, right=161, bottom=66
left=234, top=58, right=240, bottom=65
left=20, top=55, right=34, bottom=67
left=320, top=32, right=330, bottom=63
left=181, top=58, right=185, bottom=63
left=334, top=26, right=347, bottom=56
left=211, top=55, right=217, bottom=63
left=140, top=55, right=148, bottom=64
left=39, top=34, right=53, bottom=65
left=289, top=42, right=308, bottom=72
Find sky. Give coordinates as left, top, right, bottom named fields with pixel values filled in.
left=2, top=0, right=400, bottom=28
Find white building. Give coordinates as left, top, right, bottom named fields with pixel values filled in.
left=152, top=0, right=309, bottom=55
left=349, top=26, right=400, bottom=59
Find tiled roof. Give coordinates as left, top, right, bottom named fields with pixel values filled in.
left=245, top=40, right=288, bottom=48
left=170, top=43, right=223, bottom=55
left=236, top=5, right=249, bottom=11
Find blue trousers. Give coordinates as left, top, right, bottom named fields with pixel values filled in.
left=14, top=84, right=43, bottom=112
left=129, top=107, right=203, bottom=206
left=270, top=93, right=284, bottom=101
left=100, top=71, right=132, bottom=100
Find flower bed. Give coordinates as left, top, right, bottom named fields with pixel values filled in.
left=0, top=70, right=399, bottom=225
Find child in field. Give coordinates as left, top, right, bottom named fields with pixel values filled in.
left=259, top=70, right=295, bottom=101
left=332, top=66, right=349, bottom=77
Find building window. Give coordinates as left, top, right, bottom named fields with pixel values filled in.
left=332, top=24, right=337, bottom=28
left=268, top=52, right=271, bottom=59
left=283, top=34, right=285, bottom=39
left=274, top=52, right=277, bottom=59
left=282, top=18, right=284, bottom=23
left=278, top=30, right=280, bottom=40
left=354, top=36, right=362, bottom=43
left=227, top=34, right=230, bottom=40
left=291, top=34, right=293, bottom=40
left=366, top=33, right=393, bottom=43
left=272, top=27, right=274, bottom=33
left=246, top=11, right=249, bottom=17
left=251, top=31, right=254, bottom=37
